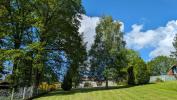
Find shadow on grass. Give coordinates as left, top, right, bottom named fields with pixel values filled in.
left=34, top=83, right=155, bottom=99
left=35, top=85, right=133, bottom=98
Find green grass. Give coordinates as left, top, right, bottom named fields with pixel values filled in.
left=34, top=81, right=177, bottom=100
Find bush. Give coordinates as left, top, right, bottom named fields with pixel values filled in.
left=96, top=81, right=102, bottom=86
left=155, top=78, right=164, bottom=83
left=84, top=82, right=92, bottom=87
left=134, top=59, right=150, bottom=85
left=61, top=74, right=72, bottom=91
left=127, top=58, right=150, bottom=85
left=117, top=80, right=127, bottom=86
left=39, top=82, right=58, bottom=91
left=49, top=84, right=57, bottom=91
left=39, top=82, right=49, bottom=91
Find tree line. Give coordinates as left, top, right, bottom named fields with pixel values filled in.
left=1, top=0, right=177, bottom=91
left=89, top=16, right=150, bottom=87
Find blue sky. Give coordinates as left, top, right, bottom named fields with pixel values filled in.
left=80, top=0, right=177, bottom=61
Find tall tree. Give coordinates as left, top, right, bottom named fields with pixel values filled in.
left=0, top=0, right=86, bottom=91
left=126, top=49, right=150, bottom=85
left=134, top=58, right=150, bottom=84
left=126, top=49, right=140, bottom=85
left=89, top=16, right=126, bottom=88
left=0, top=0, right=36, bottom=86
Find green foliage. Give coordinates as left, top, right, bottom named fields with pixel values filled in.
left=89, top=16, right=126, bottom=87
left=4, top=74, right=13, bottom=84
left=61, top=72, right=72, bottom=91
left=0, top=0, right=86, bottom=90
left=127, top=66, right=135, bottom=85
left=0, top=61, right=3, bottom=78
left=126, top=49, right=150, bottom=85
left=147, top=56, right=175, bottom=76
left=126, top=49, right=140, bottom=64
left=84, top=82, right=92, bottom=87
left=134, top=58, right=150, bottom=84
left=155, top=78, right=164, bottom=83
left=103, top=68, right=117, bottom=80
left=172, top=33, right=177, bottom=59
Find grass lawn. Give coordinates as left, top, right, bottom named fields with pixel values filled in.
left=34, top=81, right=177, bottom=100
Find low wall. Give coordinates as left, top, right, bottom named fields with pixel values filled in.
left=78, top=81, right=117, bottom=88
left=150, top=75, right=176, bottom=83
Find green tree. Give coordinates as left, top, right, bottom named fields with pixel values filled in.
left=89, top=16, right=126, bottom=88
left=32, top=0, right=86, bottom=91
left=134, top=58, right=150, bottom=84
left=126, top=49, right=140, bottom=85
left=172, top=33, right=177, bottom=59
left=0, top=0, right=36, bottom=86
left=147, top=56, right=175, bottom=76
left=61, top=69, right=73, bottom=91
left=0, top=0, right=86, bottom=91
left=126, top=49, right=149, bottom=85
left=127, top=66, right=135, bottom=85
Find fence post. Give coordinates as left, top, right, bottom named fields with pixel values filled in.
left=11, top=88, right=14, bottom=100
left=23, top=87, right=26, bottom=100
left=30, top=86, right=34, bottom=98
left=37, top=88, right=39, bottom=95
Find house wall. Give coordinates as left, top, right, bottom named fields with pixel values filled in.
left=167, top=69, right=174, bottom=76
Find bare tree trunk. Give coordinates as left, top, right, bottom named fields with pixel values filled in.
left=105, top=78, right=108, bottom=89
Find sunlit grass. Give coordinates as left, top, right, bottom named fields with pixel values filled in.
left=34, top=81, right=177, bottom=100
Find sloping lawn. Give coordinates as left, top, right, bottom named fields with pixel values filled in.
left=34, top=81, right=177, bottom=100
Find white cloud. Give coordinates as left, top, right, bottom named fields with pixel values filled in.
left=79, top=15, right=100, bottom=50
left=125, top=20, right=177, bottom=58
left=79, top=15, right=177, bottom=59
left=79, top=15, right=124, bottom=50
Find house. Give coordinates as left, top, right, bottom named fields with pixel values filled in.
left=167, top=65, right=177, bottom=76
left=150, top=64, right=177, bottom=83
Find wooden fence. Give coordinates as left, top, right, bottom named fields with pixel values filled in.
left=0, top=86, right=50, bottom=100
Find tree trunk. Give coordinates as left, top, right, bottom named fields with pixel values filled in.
left=33, top=68, right=40, bottom=96
left=12, top=34, right=21, bottom=85
left=74, top=83, right=77, bottom=88
left=105, top=78, right=108, bottom=89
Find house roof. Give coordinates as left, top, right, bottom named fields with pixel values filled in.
left=168, top=64, right=177, bottom=71
left=167, top=64, right=177, bottom=75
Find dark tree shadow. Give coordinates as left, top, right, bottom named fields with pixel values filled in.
left=34, top=85, right=133, bottom=99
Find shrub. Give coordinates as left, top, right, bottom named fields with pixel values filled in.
left=117, top=80, right=127, bottom=86
left=84, top=82, right=92, bottom=87
left=96, top=81, right=102, bottom=86
left=155, top=78, right=164, bottom=83
left=127, top=58, right=150, bottom=85
left=48, top=84, right=57, bottom=91
left=134, top=59, right=150, bottom=85
left=39, top=82, right=49, bottom=91
left=61, top=74, right=72, bottom=91
left=39, top=82, right=58, bottom=91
